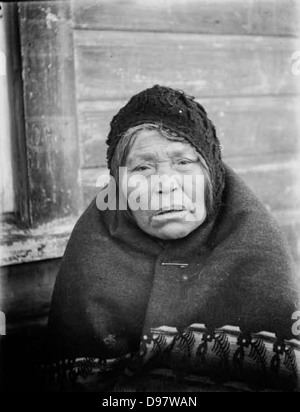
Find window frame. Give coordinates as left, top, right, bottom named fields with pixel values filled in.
left=0, top=1, right=82, bottom=267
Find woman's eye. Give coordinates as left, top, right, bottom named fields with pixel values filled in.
left=178, top=160, right=192, bottom=166
left=134, top=165, right=150, bottom=172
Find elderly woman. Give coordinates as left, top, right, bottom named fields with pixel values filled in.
left=48, top=85, right=300, bottom=391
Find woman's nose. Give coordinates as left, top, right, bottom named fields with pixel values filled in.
left=154, top=172, right=180, bottom=194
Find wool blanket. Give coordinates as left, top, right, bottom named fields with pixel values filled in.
left=47, top=164, right=300, bottom=391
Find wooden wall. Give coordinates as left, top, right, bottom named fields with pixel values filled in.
left=1, top=0, right=300, bottom=334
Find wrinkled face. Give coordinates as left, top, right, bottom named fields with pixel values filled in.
left=122, top=129, right=207, bottom=240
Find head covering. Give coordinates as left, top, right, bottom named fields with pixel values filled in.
left=106, top=85, right=225, bottom=218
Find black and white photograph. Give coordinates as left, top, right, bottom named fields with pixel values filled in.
left=0, top=0, right=300, bottom=394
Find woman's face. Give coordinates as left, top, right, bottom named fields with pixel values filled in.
left=122, top=129, right=207, bottom=240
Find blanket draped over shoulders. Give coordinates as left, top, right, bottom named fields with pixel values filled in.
left=47, top=164, right=300, bottom=391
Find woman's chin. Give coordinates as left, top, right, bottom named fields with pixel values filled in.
left=149, top=222, right=199, bottom=240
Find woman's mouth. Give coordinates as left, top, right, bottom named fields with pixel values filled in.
left=152, top=208, right=188, bottom=221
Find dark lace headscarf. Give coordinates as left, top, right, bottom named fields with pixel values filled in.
left=106, top=85, right=225, bottom=220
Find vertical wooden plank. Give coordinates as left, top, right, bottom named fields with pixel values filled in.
left=0, top=5, right=15, bottom=214
left=3, top=3, right=30, bottom=223
left=18, top=1, right=82, bottom=226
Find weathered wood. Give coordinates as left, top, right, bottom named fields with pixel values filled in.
left=0, top=216, right=77, bottom=266
left=74, top=30, right=300, bottom=101
left=24, top=117, right=81, bottom=222
left=72, top=0, right=300, bottom=38
left=78, top=102, right=119, bottom=168
left=0, top=5, right=15, bottom=214
left=3, top=3, right=30, bottom=222
left=80, top=153, right=300, bottom=214
left=229, top=154, right=300, bottom=213
left=18, top=1, right=82, bottom=225
left=77, top=96, right=300, bottom=168
left=18, top=0, right=71, bottom=22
